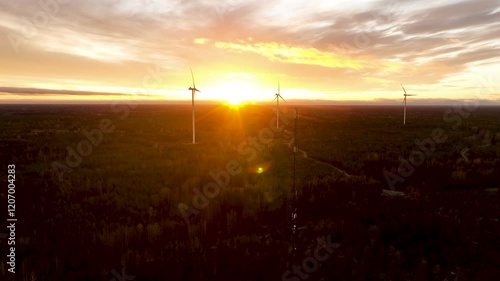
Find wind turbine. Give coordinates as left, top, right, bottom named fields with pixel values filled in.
left=401, top=84, right=416, bottom=125
left=189, top=68, right=200, bottom=144
left=273, top=81, right=287, bottom=128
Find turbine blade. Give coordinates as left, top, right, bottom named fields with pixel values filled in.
left=190, top=67, right=196, bottom=89
left=272, top=96, right=277, bottom=102
left=400, top=84, right=407, bottom=95
left=278, top=80, right=280, bottom=94
left=280, top=95, right=287, bottom=102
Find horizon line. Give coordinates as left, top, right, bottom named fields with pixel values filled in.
left=1, top=100, right=500, bottom=106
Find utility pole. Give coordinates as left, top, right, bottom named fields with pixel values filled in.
left=291, top=107, right=298, bottom=258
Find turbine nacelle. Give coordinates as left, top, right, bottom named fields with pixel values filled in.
left=273, top=93, right=286, bottom=102
left=188, top=68, right=200, bottom=93
left=188, top=68, right=200, bottom=144
left=273, top=81, right=287, bottom=129
left=273, top=81, right=287, bottom=102
left=401, top=84, right=416, bottom=125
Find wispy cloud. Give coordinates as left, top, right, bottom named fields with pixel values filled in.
left=0, top=87, right=152, bottom=96
left=214, top=40, right=399, bottom=70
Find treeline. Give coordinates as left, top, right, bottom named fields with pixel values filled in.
left=0, top=105, right=498, bottom=280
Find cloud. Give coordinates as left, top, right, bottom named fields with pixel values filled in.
left=0, top=87, right=149, bottom=96
left=194, top=38, right=209, bottom=45
left=0, top=0, right=498, bottom=102
left=402, top=0, right=500, bottom=35
left=214, top=40, right=396, bottom=70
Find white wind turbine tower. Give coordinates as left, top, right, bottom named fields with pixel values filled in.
left=188, top=68, right=200, bottom=144
left=273, top=81, right=287, bottom=128
left=401, top=84, right=416, bottom=125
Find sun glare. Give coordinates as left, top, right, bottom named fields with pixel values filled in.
left=209, top=81, right=265, bottom=106
left=226, top=95, right=245, bottom=106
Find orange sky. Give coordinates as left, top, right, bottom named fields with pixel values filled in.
left=0, top=0, right=499, bottom=104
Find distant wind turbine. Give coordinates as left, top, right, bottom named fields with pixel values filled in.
left=401, top=84, right=416, bottom=125
left=273, top=81, right=287, bottom=128
left=189, top=68, right=200, bottom=144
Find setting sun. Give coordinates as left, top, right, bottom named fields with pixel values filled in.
left=208, top=80, right=266, bottom=106
left=226, top=97, right=244, bottom=106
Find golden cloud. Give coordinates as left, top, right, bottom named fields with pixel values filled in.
left=214, top=41, right=399, bottom=71
left=194, top=38, right=209, bottom=45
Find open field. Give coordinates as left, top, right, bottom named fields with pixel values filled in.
left=0, top=104, right=499, bottom=281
